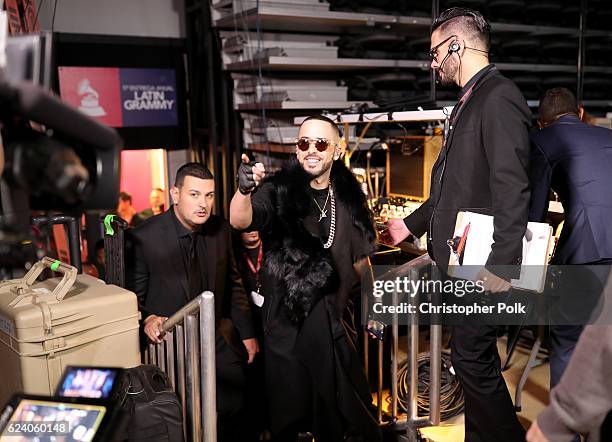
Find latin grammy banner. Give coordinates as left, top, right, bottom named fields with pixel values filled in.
left=58, top=67, right=178, bottom=128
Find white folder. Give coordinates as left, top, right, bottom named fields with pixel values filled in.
left=447, top=211, right=555, bottom=292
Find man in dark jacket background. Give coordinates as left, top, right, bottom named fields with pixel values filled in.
left=529, top=87, right=612, bottom=391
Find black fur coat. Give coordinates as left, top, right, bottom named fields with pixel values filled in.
left=263, top=159, right=376, bottom=322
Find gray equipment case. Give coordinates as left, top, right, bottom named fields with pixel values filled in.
left=0, top=257, right=141, bottom=406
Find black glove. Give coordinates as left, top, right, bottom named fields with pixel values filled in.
left=237, top=160, right=257, bottom=194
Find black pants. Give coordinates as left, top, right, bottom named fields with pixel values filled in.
left=216, top=337, right=249, bottom=442
left=451, top=324, right=525, bottom=442
left=244, top=345, right=268, bottom=440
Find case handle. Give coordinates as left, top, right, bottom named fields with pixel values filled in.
left=7, top=257, right=78, bottom=307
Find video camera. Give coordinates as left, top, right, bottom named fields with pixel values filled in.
left=0, top=13, right=122, bottom=271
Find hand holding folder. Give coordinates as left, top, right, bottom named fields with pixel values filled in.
left=448, top=211, right=554, bottom=292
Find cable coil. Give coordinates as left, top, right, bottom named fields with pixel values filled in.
left=396, top=351, right=464, bottom=421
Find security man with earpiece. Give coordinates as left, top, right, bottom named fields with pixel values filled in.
left=386, top=7, right=532, bottom=442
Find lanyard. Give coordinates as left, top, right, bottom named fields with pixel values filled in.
left=430, top=83, right=476, bottom=244
left=244, top=242, right=263, bottom=291
left=444, top=84, right=475, bottom=144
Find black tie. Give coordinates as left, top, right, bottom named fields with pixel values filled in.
left=188, top=232, right=203, bottom=299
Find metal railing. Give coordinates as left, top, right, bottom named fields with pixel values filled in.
left=365, top=254, right=442, bottom=442
left=144, top=292, right=217, bottom=442
left=145, top=258, right=441, bottom=442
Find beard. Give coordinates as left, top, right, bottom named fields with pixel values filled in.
left=435, top=55, right=459, bottom=87
left=300, top=154, right=334, bottom=179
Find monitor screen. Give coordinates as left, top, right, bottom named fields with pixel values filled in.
left=0, top=399, right=106, bottom=442
left=57, top=368, right=119, bottom=399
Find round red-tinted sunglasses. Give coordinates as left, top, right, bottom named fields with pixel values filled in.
left=296, top=137, right=335, bottom=152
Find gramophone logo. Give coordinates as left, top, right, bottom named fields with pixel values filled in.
left=77, top=79, right=107, bottom=117
left=58, top=67, right=122, bottom=127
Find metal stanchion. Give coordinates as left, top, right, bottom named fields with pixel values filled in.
left=148, top=343, right=155, bottom=365
left=200, top=293, right=217, bottom=442
left=378, top=255, right=441, bottom=441
left=165, top=331, right=175, bottom=390
left=428, top=289, right=442, bottom=427
left=403, top=265, right=443, bottom=439
left=185, top=313, right=202, bottom=442
left=159, top=340, right=166, bottom=374
left=176, top=324, right=187, bottom=437
left=377, top=340, right=384, bottom=423
left=148, top=293, right=217, bottom=442
left=391, top=289, right=399, bottom=421
left=514, top=324, right=546, bottom=412
left=408, top=306, right=422, bottom=422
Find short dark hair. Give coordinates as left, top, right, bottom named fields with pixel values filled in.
left=432, top=7, right=491, bottom=51
left=300, top=115, right=341, bottom=138
left=152, top=187, right=164, bottom=194
left=174, top=162, right=214, bottom=188
left=538, top=87, right=579, bottom=125
left=119, top=191, right=132, bottom=203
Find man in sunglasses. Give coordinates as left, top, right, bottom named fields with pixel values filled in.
left=230, top=116, right=381, bottom=442
left=386, top=7, right=531, bottom=442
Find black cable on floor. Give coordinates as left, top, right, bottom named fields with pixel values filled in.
left=395, top=351, right=465, bottom=421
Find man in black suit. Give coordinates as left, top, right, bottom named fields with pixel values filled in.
left=127, top=162, right=257, bottom=441
left=528, top=87, right=612, bottom=393
left=387, top=7, right=531, bottom=441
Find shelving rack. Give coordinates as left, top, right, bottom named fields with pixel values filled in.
left=184, top=0, right=612, bottom=212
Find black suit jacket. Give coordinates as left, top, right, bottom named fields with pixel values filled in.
left=127, top=209, right=254, bottom=353
left=404, top=66, right=531, bottom=278
left=529, top=115, right=612, bottom=264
